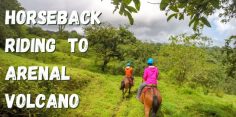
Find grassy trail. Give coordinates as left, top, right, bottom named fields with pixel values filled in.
left=111, top=96, right=124, bottom=117
left=0, top=50, right=236, bottom=117
left=111, top=87, right=141, bottom=117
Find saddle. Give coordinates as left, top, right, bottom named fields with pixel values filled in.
left=142, top=85, right=158, bottom=96
left=125, top=77, right=134, bottom=86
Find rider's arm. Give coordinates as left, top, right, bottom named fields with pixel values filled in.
left=156, top=68, right=159, bottom=80
left=131, top=68, right=134, bottom=77
left=124, top=67, right=126, bottom=76
left=143, top=68, right=147, bottom=82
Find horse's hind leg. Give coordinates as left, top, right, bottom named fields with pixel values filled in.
left=123, top=89, right=128, bottom=98
left=122, top=89, right=125, bottom=98
left=144, top=105, right=151, bottom=117
left=120, top=81, right=124, bottom=90
left=128, top=86, right=131, bottom=94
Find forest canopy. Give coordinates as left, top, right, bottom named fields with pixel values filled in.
left=111, top=0, right=236, bottom=31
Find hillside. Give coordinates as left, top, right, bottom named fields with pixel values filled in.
left=0, top=49, right=236, bottom=117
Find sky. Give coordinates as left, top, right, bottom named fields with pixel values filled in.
left=18, top=0, right=236, bottom=46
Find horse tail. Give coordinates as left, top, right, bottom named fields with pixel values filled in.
left=151, top=95, right=158, bottom=117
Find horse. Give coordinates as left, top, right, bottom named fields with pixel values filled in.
left=140, top=85, right=162, bottom=117
left=120, top=77, right=133, bottom=98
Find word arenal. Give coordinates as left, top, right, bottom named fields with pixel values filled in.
left=5, top=10, right=102, bottom=25
left=5, top=66, right=70, bottom=81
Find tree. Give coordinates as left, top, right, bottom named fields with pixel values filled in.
left=112, top=0, right=140, bottom=25
left=223, top=36, right=236, bottom=79
left=220, top=36, right=236, bottom=94
left=85, top=24, right=136, bottom=71
left=127, top=41, right=158, bottom=75
left=58, top=24, right=66, bottom=33
left=28, top=26, right=49, bottom=37
left=58, top=25, right=72, bottom=39
left=69, top=30, right=81, bottom=38
left=0, top=0, right=23, bottom=48
left=111, top=0, right=236, bottom=31
left=158, top=34, right=222, bottom=90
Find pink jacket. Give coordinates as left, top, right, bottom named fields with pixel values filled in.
left=143, top=66, right=159, bottom=85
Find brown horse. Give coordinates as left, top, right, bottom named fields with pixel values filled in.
left=140, top=86, right=162, bottom=117
left=120, top=77, right=133, bottom=98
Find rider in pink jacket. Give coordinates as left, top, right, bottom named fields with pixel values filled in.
left=137, top=58, right=159, bottom=99
left=143, top=66, right=159, bottom=85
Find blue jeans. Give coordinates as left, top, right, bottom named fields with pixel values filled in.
left=136, top=82, right=147, bottom=99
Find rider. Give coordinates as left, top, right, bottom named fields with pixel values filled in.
left=136, top=58, right=159, bottom=100
left=120, top=62, right=134, bottom=90
left=125, top=62, right=134, bottom=86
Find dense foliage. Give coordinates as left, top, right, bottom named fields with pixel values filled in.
left=84, top=24, right=136, bottom=71
left=223, top=36, right=236, bottom=79
left=0, top=0, right=23, bottom=48
left=111, top=0, right=236, bottom=31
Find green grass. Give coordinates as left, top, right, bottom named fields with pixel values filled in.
left=0, top=49, right=236, bottom=117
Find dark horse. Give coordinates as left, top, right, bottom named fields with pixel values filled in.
left=120, top=77, right=133, bottom=98
left=140, top=85, right=162, bottom=117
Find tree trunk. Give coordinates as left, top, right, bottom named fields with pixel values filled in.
left=101, top=56, right=110, bottom=72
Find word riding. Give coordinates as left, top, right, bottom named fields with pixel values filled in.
left=5, top=94, right=79, bottom=109
left=5, top=38, right=88, bottom=53
left=5, top=10, right=101, bottom=25
left=5, top=66, right=70, bottom=81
